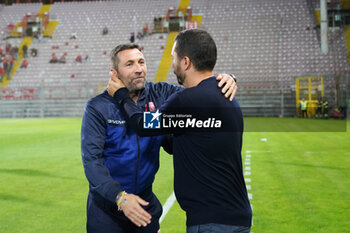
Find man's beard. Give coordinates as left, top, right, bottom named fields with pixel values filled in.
left=174, top=63, right=185, bottom=86
left=127, top=80, right=145, bottom=93
left=176, top=75, right=185, bottom=85
left=117, top=71, right=145, bottom=93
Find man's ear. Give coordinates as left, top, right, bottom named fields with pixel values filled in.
left=182, top=56, right=191, bottom=71
left=110, top=68, right=119, bottom=80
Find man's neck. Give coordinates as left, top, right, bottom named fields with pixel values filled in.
left=129, top=91, right=141, bottom=102
left=184, top=70, right=214, bottom=88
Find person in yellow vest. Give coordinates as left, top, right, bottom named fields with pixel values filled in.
left=300, top=98, right=308, bottom=118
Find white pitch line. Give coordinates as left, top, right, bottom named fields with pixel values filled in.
left=248, top=193, right=253, bottom=200
left=245, top=151, right=254, bottom=227
left=159, top=192, right=176, bottom=224
left=244, top=171, right=251, bottom=176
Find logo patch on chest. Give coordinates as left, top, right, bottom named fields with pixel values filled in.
left=107, top=119, right=126, bottom=125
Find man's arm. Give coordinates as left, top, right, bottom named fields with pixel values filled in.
left=81, top=103, right=152, bottom=227
left=81, top=103, right=122, bottom=204
left=154, top=73, right=237, bottom=101
left=113, top=87, right=175, bottom=137
left=107, top=73, right=238, bottom=136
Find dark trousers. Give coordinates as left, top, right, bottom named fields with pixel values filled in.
left=187, top=223, right=251, bottom=233
left=301, top=109, right=307, bottom=118
left=87, top=187, right=162, bottom=233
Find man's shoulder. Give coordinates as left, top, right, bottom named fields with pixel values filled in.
left=146, top=81, right=180, bottom=91
left=180, top=78, right=218, bottom=100
left=144, top=82, right=183, bottom=101
left=83, top=90, right=120, bottom=121
left=86, top=90, right=112, bottom=108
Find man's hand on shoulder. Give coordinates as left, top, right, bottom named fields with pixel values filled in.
left=216, top=73, right=237, bottom=102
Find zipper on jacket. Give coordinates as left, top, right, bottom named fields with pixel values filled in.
left=134, top=135, right=141, bottom=193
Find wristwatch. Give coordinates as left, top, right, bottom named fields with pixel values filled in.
left=116, top=191, right=127, bottom=211
left=116, top=191, right=123, bottom=203
left=230, top=73, right=237, bottom=83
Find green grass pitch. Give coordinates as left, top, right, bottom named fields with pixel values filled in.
left=0, top=118, right=349, bottom=233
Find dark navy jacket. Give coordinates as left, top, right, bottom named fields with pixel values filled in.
left=81, top=82, right=181, bottom=206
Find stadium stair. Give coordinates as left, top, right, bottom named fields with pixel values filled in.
left=153, top=32, right=177, bottom=83
left=39, top=4, right=59, bottom=37
left=178, top=0, right=191, bottom=15
left=153, top=0, right=202, bottom=83
left=38, top=4, right=51, bottom=14
left=1, top=4, right=58, bottom=88
left=43, top=21, right=59, bottom=37
left=345, top=26, right=350, bottom=66
left=0, top=37, right=33, bottom=88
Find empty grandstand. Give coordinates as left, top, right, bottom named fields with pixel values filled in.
left=0, top=0, right=349, bottom=118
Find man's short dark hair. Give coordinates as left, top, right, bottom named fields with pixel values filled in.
left=174, top=29, right=217, bottom=71
left=110, top=43, right=140, bottom=71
